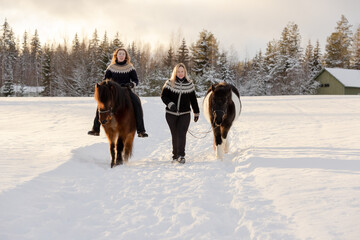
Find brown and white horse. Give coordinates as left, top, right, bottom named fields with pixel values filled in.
left=94, top=79, right=136, bottom=167
left=203, top=82, right=242, bottom=159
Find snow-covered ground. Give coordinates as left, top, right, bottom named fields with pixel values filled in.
left=0, top=95, right=359, bottom=240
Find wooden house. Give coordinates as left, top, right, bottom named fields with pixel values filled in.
left=315, top=68, right=360, bottom=95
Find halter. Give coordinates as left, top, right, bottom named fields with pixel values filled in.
left=212, top=98, right=228, bottom=117
left=98, top=107, right=113, bottom=115
left=213, top=109, right=226, bottom=116
left=212, top=108, right=227, bottom=127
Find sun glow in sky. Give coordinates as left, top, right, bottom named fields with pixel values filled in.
left=1, top=0, right=360, bottom=59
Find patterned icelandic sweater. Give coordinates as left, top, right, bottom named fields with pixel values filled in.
left=103, top=62, right=139, bottom=86
left=161, top=78, right=200, bottom=116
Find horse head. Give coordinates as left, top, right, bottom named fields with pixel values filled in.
left=211, top=83, right=232, bottom=126
left=94, top=80, right=117, bottom=125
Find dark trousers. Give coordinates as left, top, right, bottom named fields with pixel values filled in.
left=92, top=90, right=146, bottom=134
left=166, top=113, right=190, bottom=159
left=129, top=91, right=146, bottom=133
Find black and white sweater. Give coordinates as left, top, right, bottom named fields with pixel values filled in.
left=161, top=77, right=200, bottom=116
left=104, top=61, right=139, bottom=86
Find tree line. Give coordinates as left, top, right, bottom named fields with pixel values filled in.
left=1, top=15, right=360, bottom=97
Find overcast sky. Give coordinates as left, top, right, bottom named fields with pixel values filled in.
left=1, top=0, right=360, bottom=60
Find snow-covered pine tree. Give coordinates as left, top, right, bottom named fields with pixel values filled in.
left=206, top=32, right=219, bottom=70
left=177, top=38, right=190, bottom=70
left=163, top=45, right=175, bottom=76
left=266, top=40, right=283, bottom=95
left=191, top=30, right=220, bottom=93
left=225, top=46, right=242, bottom=91
left=302, top=40, right=320, bottom=94
left=127, top=41, right=149, bottom=94
left=277, top=22, right=303, bottom=95
left=143, top=44, right=168, bottom=96
left=30, top=30, right=42, bottom=89
left=237, top=60, right=253, bottom=96
left=75, top=33, right=93, bottom=96
left=196, top=66, right=221, bottom=96
left=19, top=31, right=31, bottom=94
left=191, top=31, right=210, bottom=76
left=128, top=41, right=140, bottom=68
left=137, top=43, right=151, bottom=90
left=52, top=44, right=71, bottom=96
left=71, top=33, right=82, bottom=59
left=264, top=40, right=280, bottom=95
left=99, top=32, right=110, bottom=76
left=65, top=33, right=83, bottom=96
left=143, top=61, right=167, bottom=96
left=41, top=44, right=52, bottom=96
left=109, top=32, right=124, bottom=55
left=251, top=51, right=267, bottom=95
left=307, top=40, right=322, bottom=93
left=87, top=29, right=103, bottom=95
left=0, top=24, right=2, bottom=89
left=325, top=15, right=353, bottom=68
left=352, top=25, right=360, bottom=69
left=218, top=52, right=236, bottom=85
left=312, top=40, right=323, bottom=75
left=1, top=19, right=17, bottom=96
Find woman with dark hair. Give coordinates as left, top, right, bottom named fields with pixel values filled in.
left=88, top=48, right=148, bottom=138
left=161, top=63, right=200, bottom=164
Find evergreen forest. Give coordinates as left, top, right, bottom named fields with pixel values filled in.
left=1, top=15, right=360, bottom=97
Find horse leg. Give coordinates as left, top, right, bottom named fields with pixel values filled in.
left=123, top=132, right=135, bottom=163
left=116, top=138, right=124, bottom=165
left=216, top=142, right=224, bottom=159
left=110, top=142, right=116, bottom=168
left=213, top=126, right=224, bottom=159
left=221, top=126, right=231, bottom=154
left=224, top=138, right=229, bottom=153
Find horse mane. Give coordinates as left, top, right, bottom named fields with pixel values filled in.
left=94, top=79, right=129, bottom=111
left=210, top=82, right=232, bottom=99
left=206, top=82, right=240, bottom=99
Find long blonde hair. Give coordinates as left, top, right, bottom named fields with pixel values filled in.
left=169, top=63, right=191, bottom=86
left=111, top=48, right=132, bottom=65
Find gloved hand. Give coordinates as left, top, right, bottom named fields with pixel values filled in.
left=168, top=102, right=176, bottom=111
left=194, top=115, right=199, bottom=122
left=125, top=82, right=135, bottom=89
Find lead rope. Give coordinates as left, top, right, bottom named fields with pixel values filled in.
left=188, top=111, right=217, bottom=139
left=188, top=126, right=212, bottom=139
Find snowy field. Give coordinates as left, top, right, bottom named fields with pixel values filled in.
left=0, top=95, right=359, bottom=240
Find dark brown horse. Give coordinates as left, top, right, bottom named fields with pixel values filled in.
left=94, top=79, right=136, bottom=167
left=203, top=82, right=242, bottom=159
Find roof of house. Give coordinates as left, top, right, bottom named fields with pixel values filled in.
left=316, top=68, right=360, bottom=88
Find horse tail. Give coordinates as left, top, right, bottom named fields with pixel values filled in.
left=123, top=132, right=135, bottom=161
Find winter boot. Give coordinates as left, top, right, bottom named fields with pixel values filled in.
left=138, top=131, right=148, bottom=138
left=88, top=129, right=100, bottom=136
left=177, top=156, right=185, bottom=164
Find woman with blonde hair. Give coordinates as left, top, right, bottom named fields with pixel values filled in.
left=88, top=48, right=148, bottom=137
left=161, top=63, right=200, bottom=164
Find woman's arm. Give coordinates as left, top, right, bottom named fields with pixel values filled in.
left=190, top=90, right=200, bottom=115
left=160, top=86, right=172, bottom=106
left=104, top=69, right=112, bottom=80
left=129, top=69, right=139, bottom=86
